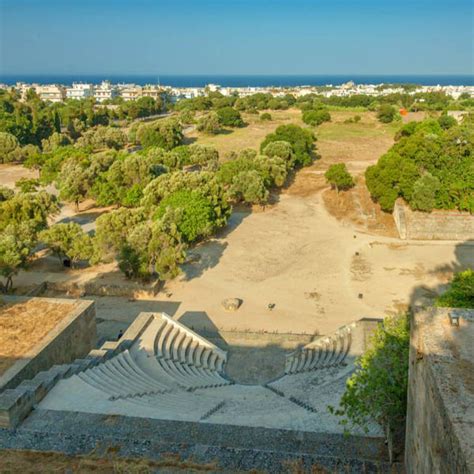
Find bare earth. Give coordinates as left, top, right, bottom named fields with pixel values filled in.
left=0, top=299, right=75, bottom=375
left=7, top=110, right=473, bottom=343
left=0, top=164, right=38, bottom=188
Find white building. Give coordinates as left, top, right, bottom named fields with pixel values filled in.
left=66, top=83, right=94, bottom=100
left=35, top=84, right=66, bottom=103
left=94, top=81, right=118, bottom=102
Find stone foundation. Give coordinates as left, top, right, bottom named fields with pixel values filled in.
left=393, top=199, right=474, bottom=240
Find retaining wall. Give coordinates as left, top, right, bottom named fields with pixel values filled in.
left=0, top=297, right=96, bottom=391
left=393, top=199, right=474, bottom=240
left=405, top=308, right=474, bottom=473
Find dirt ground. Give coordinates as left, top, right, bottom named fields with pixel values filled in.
left=0, top=164, right=38, bottom=188
left=0, top=299, right=75, bottom=376
left=6, top=110, right=473, bottom=343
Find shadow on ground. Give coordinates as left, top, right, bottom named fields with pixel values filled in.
left=178, top=309, right=314, bottom=384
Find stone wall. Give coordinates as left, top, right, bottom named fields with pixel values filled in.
left=0, top=297, right=96, bottom=391
left=405, top=307, right=474, bottom=473
left=393, top=199, right=474, bottom=240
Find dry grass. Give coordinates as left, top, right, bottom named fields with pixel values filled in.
left=185, top=109, right=304, bottom=158
left=0, top=449, right=219, bottom=473
left=322, top=178, right=398, bottom=237
left=0, top=299, right=75, bottom=376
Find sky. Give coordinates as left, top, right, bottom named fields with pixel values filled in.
left=0, top=0, right=473, bottom=76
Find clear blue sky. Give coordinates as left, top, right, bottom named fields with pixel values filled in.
left=1, top=0, right=473, bottom=75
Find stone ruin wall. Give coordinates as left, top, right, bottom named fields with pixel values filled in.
left=405, top=308, right=474, bottom=474
left=393, top=199, right=474, bottom=241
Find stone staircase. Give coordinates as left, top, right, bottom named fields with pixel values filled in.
left=284, top=324, right=353, bottom=374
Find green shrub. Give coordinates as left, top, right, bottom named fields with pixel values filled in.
left=302, top=109, right=331, bottom=127
left=260, top=124, right=315, bottom=167
left=436, top=269, right=474, bottom=308
left=332, top=314, right=410, bottom=437
left=325, top=163, right=354, bottom=191
left=216, top=107, right=244, bottom=127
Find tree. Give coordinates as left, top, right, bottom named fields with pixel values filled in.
left=0, top=132, right=20, bottom=163
left=325, top=163, right=355, bottom=192
left=136, top=119, right=183, bottom=150
left=41, top=132, right=71, bottom=152
left=365, top=152, right=420, bottom=212
left=260, top=124, right=315, bottom=167
left=436, top=269, right=474, bottom=309
left=367, top=118, right=473, bottom=213
left=15, top=178, right=40, bottom=193
left=262, top=140, right=296, bottom=169
left=302, top=109, right=331, bottom=126
left=216, top=107, right=244, bottom=127
left=196, top=112, right=220, bottom=135
left=39, top=222, right=93, bottom=267
left=410, top=173, right=440, bottom=212
left=332, top=314, right=410, bottom=448
left=93, top=207, right=146, bottom=262
left=0, top=222, right=36, bottom=292
left=58, top=160, right=94, bottom=209
left=437, top=114, right=457, bottom=130
left=118, top=215, right=186, bottom=281
left=230, top=170, right=269, bottom=205
left=0, top=186, right=14, bottom=202
left=377, top=104, right=397, bottom=123
left=76, top=126, right=127, bottom=150
left=154, top=189, right=214, bottom=242
left=0, top=191, right=58, bottom=232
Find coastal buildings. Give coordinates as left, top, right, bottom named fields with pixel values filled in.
left=2, top=81, right=472, bottom=104
left=66, top=83, right=94, bottom=100
left=94, top=81, right=118, bottom=102
left=35, top=84, right=66, bottom=102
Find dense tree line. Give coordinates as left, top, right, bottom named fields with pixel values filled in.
left=0, top=89, right=164, bottom=163
left=366, top=116, right=474, bottom=212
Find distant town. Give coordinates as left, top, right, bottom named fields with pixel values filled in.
left=1, top=80, right=472, bottom=103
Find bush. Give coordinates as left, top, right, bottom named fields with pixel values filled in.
left=325, top=163, right=354, bottom=192
left=0, top=132, right=20, bottom=163
left=436, top=269, right=474, bottom=308
left=154, top=189, right=215, bottom=242
left=437, top=113, right=457, bottom=130
left=377, top=104, right=397, bottom=123
left=410, top=173, right=440, bottom=212
left=230, top=170, right=269, bottom=205
left=332, top=314, right=410, bottom=440
left=302, top=109, right=331, bottom=127
left=216, top=107, right=244, bottom=127
left=260, top=112, right=272, bottom=121
left=196, top=112, right=220, bottom=135
left=260, top=124, right=315, bottom=167
left=136, top=119, right=183, bottom=150
left=262, top=140, right=296, bottom=169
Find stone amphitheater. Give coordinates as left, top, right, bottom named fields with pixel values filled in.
left=0, top=310, right=394, bottom=472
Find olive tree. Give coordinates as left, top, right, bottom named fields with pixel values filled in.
left=0, top=222, right=36, bottom=292
left=325, top=163, right=355, bottom=192
left=39, top=222, right=93, bottom=267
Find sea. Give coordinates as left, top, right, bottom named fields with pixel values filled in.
left=0, top=74, right=473, bottom=87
